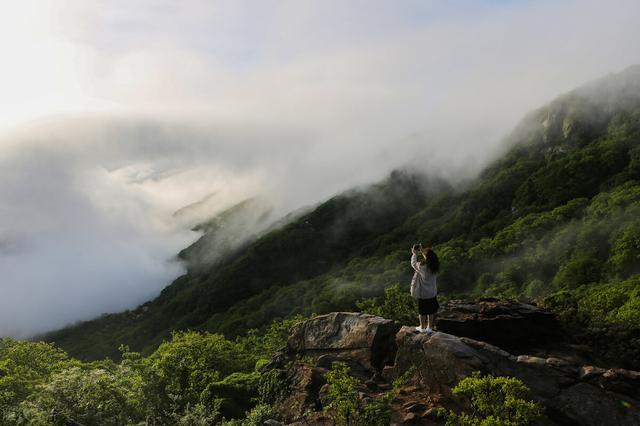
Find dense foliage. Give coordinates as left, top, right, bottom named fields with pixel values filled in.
left=443, top=372, right=544, bottom=426
left=356, top=283, right=418, bottom=325
left=1, top=317, right=303, bottom=426
left=323, top=361, right=409, bottom=426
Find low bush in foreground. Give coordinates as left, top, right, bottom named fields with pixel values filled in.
left=443, top=372, right=544, bottom=426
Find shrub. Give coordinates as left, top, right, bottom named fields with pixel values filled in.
left=242, top=403, right=277, bottom=426
left=0, top=339, right=70, bottom=425
left=522, top=279, right=546, bottom=300
left=174, top=401, right=223, bottom=426
left=356, top=283, right=416, bottom=325
left=579, top=277, right=640, bottom=329
left=610, top=223, right=640, bottom=276
left=20, top=365, right=147, bottom=426
left=444, top=372, right=544, bottom=426
left=553, top=252, right=603, bottom=289
left=257, top=368, right=290, bottom=405
left=144, top=331, right=255, bottom=412
left=325, top=362, right=360, bottom=426
left=0, top=339, right=68, bottom=405
left=325, top=362, right=391, bottom=426
left=238, top=315, right=307, bottom=361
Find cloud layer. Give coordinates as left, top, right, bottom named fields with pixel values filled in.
left=1, top=0, right=640, bottom=337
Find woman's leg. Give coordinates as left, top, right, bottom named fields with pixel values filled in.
left=419, top=314, right=427, bottom=329
left=427, top=314, right=435, bottom=330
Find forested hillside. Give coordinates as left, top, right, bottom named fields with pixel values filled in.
left=45, top=66, right=640, bottom=369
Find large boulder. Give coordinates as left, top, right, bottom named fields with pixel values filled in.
left=389, top=327, right=640, bottom=426
left=287, top=312, right=398, bottom=373
left=436, top=298, right=558, bottom=353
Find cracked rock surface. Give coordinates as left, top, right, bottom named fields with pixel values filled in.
left=287, top=312, right=399, bottom=372
left=268, top=303, right=640, bottom=425
left=389, top=327, right=640, bottom=426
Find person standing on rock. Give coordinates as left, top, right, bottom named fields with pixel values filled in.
left=410, top=244, right=440, bottom=334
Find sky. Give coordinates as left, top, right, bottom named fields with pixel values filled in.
left=1, top=0, right=640, bottom=337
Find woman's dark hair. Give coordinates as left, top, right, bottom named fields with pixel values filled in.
left=420, top=247, right=440, bottom=273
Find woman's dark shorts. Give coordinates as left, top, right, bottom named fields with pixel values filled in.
left=418, top=297, right=439, bottom=315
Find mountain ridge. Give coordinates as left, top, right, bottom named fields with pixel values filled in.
left=44, top=66, right=640, bottom=368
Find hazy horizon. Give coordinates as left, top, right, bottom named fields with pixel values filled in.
left=2, top=0, right=640, bottom=337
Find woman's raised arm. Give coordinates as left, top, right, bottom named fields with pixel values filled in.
left=410, top=253, right=422, bottom=274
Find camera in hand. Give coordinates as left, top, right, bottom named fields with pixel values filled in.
left=413, top=243, right=422, bottom=251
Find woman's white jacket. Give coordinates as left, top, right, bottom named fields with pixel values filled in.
left=410, top=253, right=437, bottom=299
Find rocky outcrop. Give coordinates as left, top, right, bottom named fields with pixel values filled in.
left=387, top=327, right=640, bottom=426
left=268, top=307, right=639, bottom=425
left=436, top=298, right=558, bottom=352
left=268, top=313, right=402, bottom=424
left=287, top=312, right=398, bottom=373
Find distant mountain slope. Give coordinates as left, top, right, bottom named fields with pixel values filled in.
left=45, top=66, right=640, bottom=364
left=45, top=170, right=450, bottom=359
left=177, top=197, right=274, bottom=270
